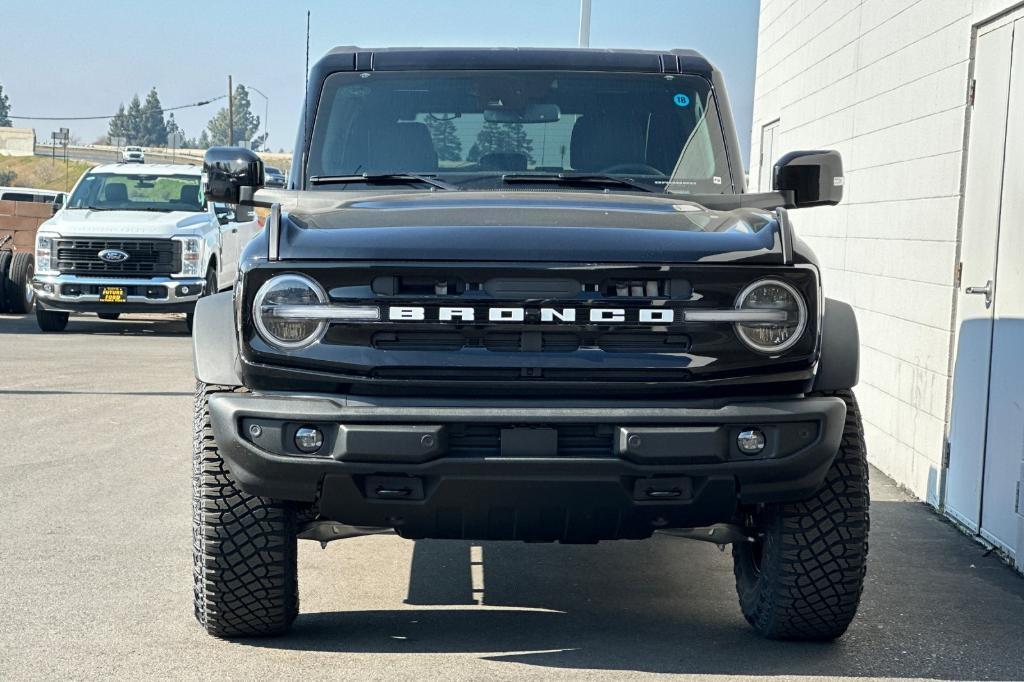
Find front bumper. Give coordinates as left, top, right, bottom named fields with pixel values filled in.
left=208, top=393, right=846, bottom=542
left=33, top=274, right=206, bottom=313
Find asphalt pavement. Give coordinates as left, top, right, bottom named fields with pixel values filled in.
left=1, top=311, right=1023, bottom=681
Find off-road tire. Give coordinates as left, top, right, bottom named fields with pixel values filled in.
left=732, top=389, right=869, bottom=641
left=35, top=308, right=69, bottom=332
left=192, top=381, right=299, bottom=637
left=7, top=252, right=35, bottom=314
left=0, top=251, right=11, bottom=313
left=97, top=312, right=121, bottom=321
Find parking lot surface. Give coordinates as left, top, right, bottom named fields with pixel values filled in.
left=2, top=312, right=1023, bottom=681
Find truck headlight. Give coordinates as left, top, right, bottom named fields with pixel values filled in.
left=254, top=274, right=330, bottom=349
left=734, top=279, right=807, bottom=353
left=36, top=231, right=60, bottom=275
left=173, top=236, right=203, bottom=277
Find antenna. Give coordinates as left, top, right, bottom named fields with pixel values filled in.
left=303, top=9, right=311, bottom=189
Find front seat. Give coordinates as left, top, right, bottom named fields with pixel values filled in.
left=367, top=121, right=439, bottom=172
left=102, top=183, right=128, bottom=205
left=570, top=115, right=646, bottom=172
left=178, top=185, right=199, bottom=205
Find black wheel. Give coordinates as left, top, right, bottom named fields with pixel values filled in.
left=204, top=265, right=219, bottom=296
left=35, top=307, right=69, bottom=332
left=732, top=389, right=869, bottom=641
left=97, top=312, right=121, bottom=321
left=193, top=381, right=299, bottom=637
left=0, top=251, right=11, bottom=314
left=7, top=252, right=35, bottom=314
left=186, top=265, right=217, bottom=335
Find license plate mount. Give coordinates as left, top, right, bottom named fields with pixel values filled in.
left=99, top=286, right=127, bottom=303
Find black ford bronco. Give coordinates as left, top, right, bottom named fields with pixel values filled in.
left=192, top=47, right=867, bottom=641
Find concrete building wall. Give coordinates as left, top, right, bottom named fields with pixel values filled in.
left=751, top=0, right=1024, bottom=503
left=0, top=127, right=36, bottom=156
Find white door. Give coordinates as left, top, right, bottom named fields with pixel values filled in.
left=213, top=204, right=241, bottom=289
left=758, top=120, right=780, bottom=191
left=947, top=14, right=1024, bottom=563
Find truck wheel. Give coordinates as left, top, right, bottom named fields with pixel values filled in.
left=732, top=389, right=869, bottom=641
left=97, top=312, right=121, bottom=321
left=36, top=308, right=69, bottom=332
left=186, top=265, right=218, bottom=335
left=193, top=381, right=299, bottom=637
left=0, top=251, right=11, bottom=313
left=7, top=252, right=35, bottom=314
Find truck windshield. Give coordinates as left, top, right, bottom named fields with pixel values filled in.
left=307, top=70, right=734, bottom=194
left=68, top=173, right=203, bottom=212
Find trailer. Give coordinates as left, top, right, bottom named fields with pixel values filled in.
left=0, top=198, right=51, bottom=314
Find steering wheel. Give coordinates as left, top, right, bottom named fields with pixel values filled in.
left=599, top=163, right=665, bottom=176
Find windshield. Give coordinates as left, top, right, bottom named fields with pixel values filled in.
left=307, top=70, right=733, bottom=194
left=68, top=172, right=203, bottom=212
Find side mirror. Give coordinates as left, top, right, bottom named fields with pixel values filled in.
left=773, top=150, right=844, bottom=209
left=203, top=147, right=264, bottom=205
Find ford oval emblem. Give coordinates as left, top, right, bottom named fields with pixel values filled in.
left=98, top=249, right=130, bottom=263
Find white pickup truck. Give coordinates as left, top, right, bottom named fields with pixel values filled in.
left=31, top=163, right=260, bottom=332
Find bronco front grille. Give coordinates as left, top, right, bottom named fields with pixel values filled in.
left=56, top=238, right=181, bottom=276
left=243, top=262, right=820, bottom=388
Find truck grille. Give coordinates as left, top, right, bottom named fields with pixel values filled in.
left=56, top=238, right=181, bottom=276
left=244, top=263, right=820, bottom=390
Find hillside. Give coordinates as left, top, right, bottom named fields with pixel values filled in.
left=0, top=155, right=92, bottom=192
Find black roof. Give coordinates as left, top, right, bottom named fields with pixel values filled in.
left=316, top=46, right=715, bottom=78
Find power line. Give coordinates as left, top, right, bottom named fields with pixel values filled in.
left=8, top=95, right=227, bottom=121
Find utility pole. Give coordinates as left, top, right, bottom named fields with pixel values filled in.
left=578, top=0, right=592, bottom=48
left=227, top=75, right=234, bottom=146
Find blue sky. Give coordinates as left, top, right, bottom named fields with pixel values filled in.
left=1, top=0, right=759, bottom=165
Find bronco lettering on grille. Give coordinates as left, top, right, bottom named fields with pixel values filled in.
left=387, top=306, right=676, bottom=324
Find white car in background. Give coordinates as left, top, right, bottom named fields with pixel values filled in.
left=31, top=163, right=261, bottom=332
left=121, top=146, right=145, bottom=163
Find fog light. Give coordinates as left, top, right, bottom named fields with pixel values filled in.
left=294, top=426, right=324, bottom=453
left=737, top=429, right=766, bottom=455
left=181, top=286, right=191, bottom=295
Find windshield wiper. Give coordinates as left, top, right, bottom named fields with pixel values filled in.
left=500, top=172, right=655, bottom=193
left=309, top=173, right=458, bottom=191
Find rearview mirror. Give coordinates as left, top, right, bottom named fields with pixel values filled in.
left=773, top=150, right=844, bottom=209
left=484, top=103, right=560, bottom=124
left=203, top=146, right=264, bottom=205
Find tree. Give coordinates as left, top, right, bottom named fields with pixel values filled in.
left=165, top=113, right=183, bottom=143
left=126, top=95, right=144, bottom=144
left=206, top=85, right=261, bottom=146
left=0, top=84, right=11, bottom=127
left=197, top=130, right=211, bottom=149
left=424, top=116, right=462, bottom=162
left=472, top=122, right=534, bottom=164
left=107, top=103, right=129, bottom=143
left=140, top=87, right=167, bottom=146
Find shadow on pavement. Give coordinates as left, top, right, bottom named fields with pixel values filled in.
left=0, top=313, right=189, bottom=336
left=241, top=482, right=1024, bottom=680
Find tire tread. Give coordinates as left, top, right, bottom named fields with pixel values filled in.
left=192, top=381, right=298, bottom=637
left=733, top=389, right=869, bottom=640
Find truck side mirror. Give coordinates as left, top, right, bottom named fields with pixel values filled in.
left=203, top=147, right=264, bottom=205
left=773, top=150, right=844, bottom=209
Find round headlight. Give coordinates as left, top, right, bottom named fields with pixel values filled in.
left=253, top=274, right=328, bottom=349
left=734, top=279, right=807, bottom=353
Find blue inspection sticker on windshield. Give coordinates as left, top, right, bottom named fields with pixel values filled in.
left=673, top=93, right=691, bottom=107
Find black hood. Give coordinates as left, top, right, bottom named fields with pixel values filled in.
left=266, top=190, right=785, bottom=264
